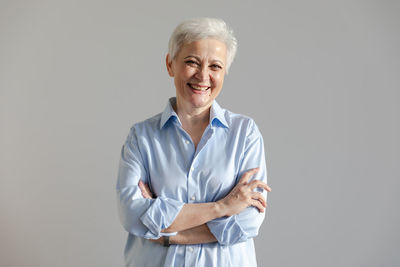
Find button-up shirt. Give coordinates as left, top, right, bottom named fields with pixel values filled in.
left=116, top=97, right=268, bottom=267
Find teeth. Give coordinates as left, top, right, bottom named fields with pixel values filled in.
left=190, top=84, right=209, bottom=90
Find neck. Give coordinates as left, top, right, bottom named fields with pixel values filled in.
left=174, top=97, right=211, bottom=127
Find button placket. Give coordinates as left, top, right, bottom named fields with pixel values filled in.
left=188, top=163, right=196, bottom=203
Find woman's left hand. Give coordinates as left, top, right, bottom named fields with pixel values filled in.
left=138, top=180, right=155, bottom=199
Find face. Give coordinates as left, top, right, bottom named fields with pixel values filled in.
left=166, top=38, right=227, bottom=110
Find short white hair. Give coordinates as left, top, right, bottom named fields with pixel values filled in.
left=168, top=17, right=238, bottom=73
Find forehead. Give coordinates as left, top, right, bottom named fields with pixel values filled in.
left=178, top=39, right=227, bottom=62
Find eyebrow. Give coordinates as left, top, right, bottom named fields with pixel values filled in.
left=184, top=55, right=225, bottom=66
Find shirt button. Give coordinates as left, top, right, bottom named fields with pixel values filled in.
left=191, top=196, right=195, bottom=201
left=188, top=247, right=194, bottom=252
left=191, top=166, right=194, bottom=172
left=185, top=140, right=190, bottom=144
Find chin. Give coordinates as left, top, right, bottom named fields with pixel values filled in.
left=189, top=95, right=213, bottom=109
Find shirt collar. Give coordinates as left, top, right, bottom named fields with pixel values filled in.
left=160, top=97, right=179, bottom=129
left=159, top=97, right=229, bottom=129
left=210, top=99, right=229, bottom=129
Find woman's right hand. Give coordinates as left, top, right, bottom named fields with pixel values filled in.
left=216, top=168, right=271, bottom=217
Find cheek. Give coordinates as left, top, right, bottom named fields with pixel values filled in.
left=177, top=73, right=189, bottom=85
left=211, top=73, right=224, bottom=87
left=182, top=66, right=196, bottom=78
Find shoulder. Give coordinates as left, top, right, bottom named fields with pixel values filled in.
left=126, top=112, right=162, bottom=140
left=223, top=108, right=261, bottom=137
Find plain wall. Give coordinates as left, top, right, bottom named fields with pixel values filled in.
left=1, top=0, right=399, bottom=266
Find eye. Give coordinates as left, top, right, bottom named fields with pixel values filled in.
left=185, top=60, right=199, bottom=66
left=210, top=64, right=222, bottom=70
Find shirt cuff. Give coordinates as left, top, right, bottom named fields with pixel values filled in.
left=207, top=215, right=247, bottom=245
left=140, top=196, right=184, bottom=239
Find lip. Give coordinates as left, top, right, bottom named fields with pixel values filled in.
left=187, top=83, right=211, bottom=94
left=190, top=88, right=209, bottom=94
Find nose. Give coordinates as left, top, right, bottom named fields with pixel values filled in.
left=195, top=66, right=210, bottom=82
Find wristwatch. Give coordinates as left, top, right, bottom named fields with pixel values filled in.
left=163, top=236, right=170, bottom=247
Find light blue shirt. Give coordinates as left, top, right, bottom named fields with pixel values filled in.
left=116, top=97, right=268, bottom=267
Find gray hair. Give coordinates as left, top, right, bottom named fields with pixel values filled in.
left=168, top=18, right=238, bottom=73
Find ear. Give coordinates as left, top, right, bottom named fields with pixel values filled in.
left=166, top=54, right=174, bottom=77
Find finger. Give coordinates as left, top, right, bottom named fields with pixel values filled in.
left=141, top=189, right=151, bottom=198
left=144, top=184, right=152, bottom=194
left=142, top=191, right=151, bottom=198
left=250, top=199, right=265, bottom=213
left=143, top=183, right=153, bottom=196
left=138, top=180, right=152, bottom=198
left=248, top=180, right=271, bottom=192
left=238, top=167, right=260, bottom=184
left=251, top=192, right=266, bottom=208
left=138, top=180, right=145, bottom=191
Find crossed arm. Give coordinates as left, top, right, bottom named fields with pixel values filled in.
left=118, top=120, right=271, bottom=246
left=138, top=168, right=271, bottom=245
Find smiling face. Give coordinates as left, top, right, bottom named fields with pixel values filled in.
left=166, top=38, right=227, bottom=111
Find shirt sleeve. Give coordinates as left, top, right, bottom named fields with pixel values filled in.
left=207, top=119, right=268, bottom=246
left=116, top=126, right=185, bottom=239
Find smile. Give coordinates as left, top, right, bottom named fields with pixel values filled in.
left=187, top=83, right=211, bottom=92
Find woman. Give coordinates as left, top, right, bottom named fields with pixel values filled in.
left=117, top=18, right=271, bottom=267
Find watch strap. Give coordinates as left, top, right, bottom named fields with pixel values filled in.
left=163, top=236, right=170, bottom=247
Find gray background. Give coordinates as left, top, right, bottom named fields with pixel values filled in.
left=1, top=0, right=399, bottom=266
